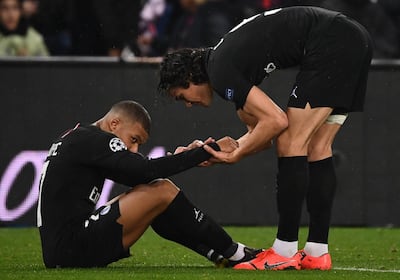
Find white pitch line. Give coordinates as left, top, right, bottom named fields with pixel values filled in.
left=334, top=267, right=400, bottom=273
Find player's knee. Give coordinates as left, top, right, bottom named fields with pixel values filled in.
left=308, top=142, right=332, bottom=160
left=150, top=179, right=180, bottom=203
left=276, top=135, right=308, bottom=156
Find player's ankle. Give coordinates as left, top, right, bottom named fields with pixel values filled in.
left=272, top=238, right=298, bottom=257
left=304, top=241, right=329, bottom=257
left=222, top=242, right=244, bottom=261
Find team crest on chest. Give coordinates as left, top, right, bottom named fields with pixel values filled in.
left=109, top=137, right=127, bottom=152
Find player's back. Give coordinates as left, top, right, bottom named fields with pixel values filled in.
left=37, top=125, right=108, bottom=237
left=207, top=6, right=342, bottom=106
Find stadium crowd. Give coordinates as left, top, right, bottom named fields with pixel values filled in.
left=0, top=0, right=399, bottom=58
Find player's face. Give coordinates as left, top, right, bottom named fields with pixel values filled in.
left=111, top=120, right=149, bottom=153
left=171, top=83, right=213, bottom=108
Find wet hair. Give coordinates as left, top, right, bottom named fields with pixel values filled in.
left=157, top=48, right=209, bottom=96
left=110, top=100, right=151, bottom=134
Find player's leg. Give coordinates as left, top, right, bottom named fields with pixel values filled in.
left=235, top=104, right=332, bottom=271
left=119, top=179, right=260, bottom=267
left=274, top=104, right=332, bottom=252
left=150, top=183, right=262, bottom=267
left=301, top=115, right=346, bottom=270
left=116, top=179, right=180, bottom=248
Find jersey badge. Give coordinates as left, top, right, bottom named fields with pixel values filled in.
left=264, top=62, right=276, bottom=74
left=109, top=137, right=127, bottom=152
left=225, top=88, right=234, bottom=101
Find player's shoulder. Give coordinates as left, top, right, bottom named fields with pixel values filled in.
left=282, top=6, right=340, bottom=18
left=57, top=123, right=117, bottom=149
left=55, top=123, right=128, bottom=158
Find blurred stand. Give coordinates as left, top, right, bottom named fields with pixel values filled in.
left=319, top=0, right=400, bottom=58
left=3, top=0, right=399, bottom=58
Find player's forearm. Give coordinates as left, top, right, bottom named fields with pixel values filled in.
left=145, top=143, right=220, bottom=178
left=234, top=121, right=282, bottom=159
left=111, top=143, right=220, bottom=186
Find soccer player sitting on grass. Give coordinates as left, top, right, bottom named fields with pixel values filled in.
left=158, top=6, right=373, bottom=271
left=37, top=100, right=261, bottom=268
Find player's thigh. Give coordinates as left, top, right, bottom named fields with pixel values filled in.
left=276, top=104, right=333, bottom=157
left=117, top=179, right=180, bottom=248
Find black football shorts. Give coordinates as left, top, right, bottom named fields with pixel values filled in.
left=42, top=202, right=129, bottom=268
left=288, top=14, right=373, bottom=113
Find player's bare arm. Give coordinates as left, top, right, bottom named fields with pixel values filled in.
left=204, top=86, right=287, bottom=163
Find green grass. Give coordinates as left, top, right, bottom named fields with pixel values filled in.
left=0, top=227, right=399, bottom=279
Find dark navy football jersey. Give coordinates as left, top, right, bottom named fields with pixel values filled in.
left=37, top=124, right=217, bottom=236
left=205, top=6, right=341, bottom=109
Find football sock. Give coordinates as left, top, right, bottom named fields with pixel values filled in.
left=306, top=157, right=336, bottom=244
left=272, top=238, right=298, bottom=257
left=276, top=156, right=309, bottom=243
left=226, top=242, right=245, bottom=261
left=304, top=241, right=329, bottom=257
left=151, top=191, right=235, bottom=258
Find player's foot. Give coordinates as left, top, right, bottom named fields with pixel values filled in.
left=225, top=247, right=264, bottom=268
left=298, top=250, right=332, bottom=270
left=207, top=251, right=227, bottom=268
left=233, top=248, right=301, bottom=270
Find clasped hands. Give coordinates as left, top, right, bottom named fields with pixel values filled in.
left=169, top=136, right=239, bottom=166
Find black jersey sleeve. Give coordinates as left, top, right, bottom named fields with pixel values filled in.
left=94, top=143, right=219, bottom=186
left=69, top=126, right=220, bottom=187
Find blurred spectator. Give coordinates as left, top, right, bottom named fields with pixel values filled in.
left=319, top=0, right=400, bottom=58
left=27, top=0, right=141, bottom=56
left=379, top=0, right=400, bottom=53
left=92, top=0, right=141, bottom=57
left=0, top=0, right=48, bottom=56
left=137, top=0, right=177, bottom=56
left=24, top=0, right=73, bottom=55
left=66, top=0, right=141, bottom=57
left=168, top=0, right=238, bottom=50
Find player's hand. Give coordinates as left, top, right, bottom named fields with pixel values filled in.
left=187, top=137, right=215, bottom=150
left=167, top=137, right=216, bottom=156
left=216, top=136, right=239, bottom=153
left=203, top=136, right=240, bottom=164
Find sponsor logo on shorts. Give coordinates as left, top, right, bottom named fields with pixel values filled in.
left=290, top=86, right=298, bottom=99
left=109, top=137, right=127, bottom=152
left=225, top=88, right=234, bottom=101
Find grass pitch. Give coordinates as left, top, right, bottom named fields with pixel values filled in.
left=0, top=227, right=399, bottom=279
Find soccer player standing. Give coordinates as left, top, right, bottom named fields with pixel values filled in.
left=158, top=6, right=373, bottom=270
left=37, top=100, right=260, bottom=268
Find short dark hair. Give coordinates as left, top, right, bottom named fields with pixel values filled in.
left=157, top=48, right=209, bottom=96
left=111, top=100, right=151, bottom=134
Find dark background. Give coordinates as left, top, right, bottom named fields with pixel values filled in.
left=0, top=58, right=399, bottom=227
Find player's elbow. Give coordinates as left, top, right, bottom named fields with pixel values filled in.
left=271, top=111, right=288, bottom=134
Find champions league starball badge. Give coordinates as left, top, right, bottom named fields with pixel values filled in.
left=109, top=137, right=127, bottom=152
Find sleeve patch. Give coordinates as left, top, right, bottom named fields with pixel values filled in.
left=109, top=137, right=127, bottom=152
